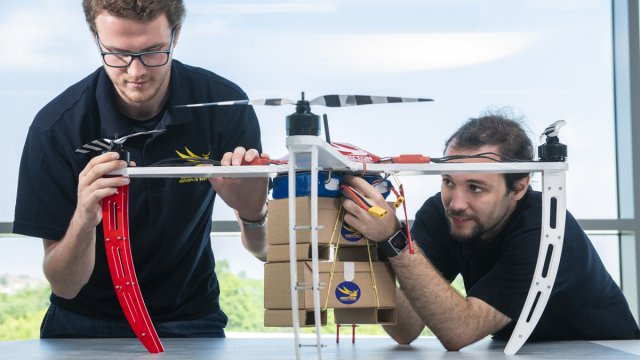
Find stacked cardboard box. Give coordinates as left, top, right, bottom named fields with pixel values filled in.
left=264, top=196, right=397, bottom=327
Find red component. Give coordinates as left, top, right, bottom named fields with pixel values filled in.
left=330, top=142, right=381, bottom=163
left=399, top=184, right=415, bottom=255
left=240, top=157, right=272, bottom=165
left=335, top=324, right=357, bottom=344
left=102, top=186, right=164, bottom=353
left=352, top=324, right=356, bottom=343
left=391, top=154, right=431, bottom=163
left=240, top=158, right=287, bottom=165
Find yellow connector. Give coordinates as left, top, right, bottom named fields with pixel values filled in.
left=368, top=206, right=387, bottom=218
left=393, top=196, right=404, bottom=208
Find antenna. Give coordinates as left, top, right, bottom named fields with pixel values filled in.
left=323, top=114, right=331, bottom=143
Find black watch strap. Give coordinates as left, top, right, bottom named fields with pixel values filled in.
left=379, top=223, right=408, bottom=258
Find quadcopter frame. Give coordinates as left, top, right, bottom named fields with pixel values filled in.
left=106, top=134, right=567, bottom=358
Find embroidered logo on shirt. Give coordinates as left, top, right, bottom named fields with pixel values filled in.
left=175, top=147, right=211, bottom=184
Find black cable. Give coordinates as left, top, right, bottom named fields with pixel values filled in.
left=431, top=152, right=526, bottom=163
left=147, top=157, right=221, bottom=167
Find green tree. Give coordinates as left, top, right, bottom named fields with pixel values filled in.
left=0, top=283, right=50, bottom=341
left=217, top=260, right=277, bottom=333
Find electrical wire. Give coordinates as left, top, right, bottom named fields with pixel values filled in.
left=147, top=157, right=220, bottom=167
left=340, top=184, right=387, bottom=217
left=430, top=152, right=526, bottom=163
left=340, top=184, right=373, bottom=211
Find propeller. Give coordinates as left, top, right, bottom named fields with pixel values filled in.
left=75, top=129, right=165, bottom=164
left=539, top=120, right=566, bottom=143
left=75, top=129, right=165, bottom=154
left=176, top=92, right=433, bottom=137
left=538, top=120, right=567, bottom=162
left=174, top=93, right=432, bottom=109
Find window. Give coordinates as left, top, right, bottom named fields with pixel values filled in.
left=0, top=0, right=619, bottom=288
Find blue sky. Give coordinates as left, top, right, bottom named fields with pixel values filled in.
left=0, top=0, right=619, bottom=278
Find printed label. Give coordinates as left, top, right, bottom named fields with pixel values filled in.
left=341, top=223, right=364, bottom=242
left=335, top=281, right=361, bottom=305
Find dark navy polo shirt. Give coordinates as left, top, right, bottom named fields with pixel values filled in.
left=412, top=189, right=639, bottom=340
left=13, top=60, right=262, bottom=322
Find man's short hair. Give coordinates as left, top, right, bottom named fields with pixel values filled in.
left=82, top=0, right=186, bottom=34
left=445, top=112, right=535, bottom=192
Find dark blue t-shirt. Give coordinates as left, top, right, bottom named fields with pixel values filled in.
left=13, top=60, right=262, bottom=323
left=412, top=189, right=639, bottom=340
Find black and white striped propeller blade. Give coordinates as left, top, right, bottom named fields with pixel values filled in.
left=175, top=95, right=433, bottom=109
left=75, top=129, right=165, bottom=154
left=308, top=95, right=433, bottom=107
left=540, top=120, right=566, bottom=142
left=174, top=98, right=297, bottom=108
left=75, top=138, right=112, bottom=154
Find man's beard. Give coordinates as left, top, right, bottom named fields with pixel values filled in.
left=446, top=209, right=484, bottom=242
left=115, top=66, right=169, bottom=105
left=117, top=77, right=158, bottom=104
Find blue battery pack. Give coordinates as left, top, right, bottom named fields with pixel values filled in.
left=272, top=172, right=392, bottom=199
left=272, top=172, right=341, bottom=199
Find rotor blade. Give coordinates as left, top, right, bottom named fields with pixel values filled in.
left=251, top=98, right=297, bottom=106
left=114, top=129, right=166, bottom=144
left=174, top=98, right=295, bottom=108
left=75, top=139, right=112, bottom=154
left=309, top=95, right=433, bottom=107
left=540, top=120, right=567, bottom=142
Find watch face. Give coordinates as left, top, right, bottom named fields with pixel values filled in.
left=390, top=229, right=407, bottom=251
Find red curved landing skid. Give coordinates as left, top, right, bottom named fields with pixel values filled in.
left=102, top=185, right=164, bottom=353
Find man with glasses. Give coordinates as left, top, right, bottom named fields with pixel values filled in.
left=13, top=0, right=269, bottom=338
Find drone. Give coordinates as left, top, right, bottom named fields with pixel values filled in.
left=71, top=91, right=569, bottom=355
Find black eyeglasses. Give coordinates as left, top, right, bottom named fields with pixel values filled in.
left=95, top=29, right=175, bottom=68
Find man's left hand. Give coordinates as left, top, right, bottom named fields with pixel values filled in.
left=342, top=175, right=401, bottom=242
left=209, top=147, right=269, bottom=219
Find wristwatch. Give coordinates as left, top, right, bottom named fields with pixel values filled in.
left=239, top=211, right=268, bottom=229
left=379, top=223, right=409, bottom=258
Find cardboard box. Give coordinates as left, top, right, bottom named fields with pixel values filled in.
left=266, top=243, right=331, bottom=263
left=266, top=243, right=379, bottom=263
left=335, top=245, right=380, bottom=262
left=264, top=261, right=395, bottom=310
left=334, top=307, right=396, bottom=325
left=264, top=309, right=327, bottom=327
left=267, top=197, right=369, bottom=246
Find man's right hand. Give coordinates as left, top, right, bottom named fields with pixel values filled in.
left=75, top=152, right=130, bottom=230
left=43, top=151, right=131, bottom=299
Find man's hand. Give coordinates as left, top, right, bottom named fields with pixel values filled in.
left=43, top=151, right=130, bottom=299
left=75, top=151, right=130, bottom=230
left=341, top=175, right=401, bottom=242
left=209, top=147, right=269, bottom=219
left=209, top=147, right=269, bottom=261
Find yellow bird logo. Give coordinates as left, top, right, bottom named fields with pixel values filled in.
left=175, top=147, right=211, bottom=165
left=337, top=286, right=359, bottom=298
